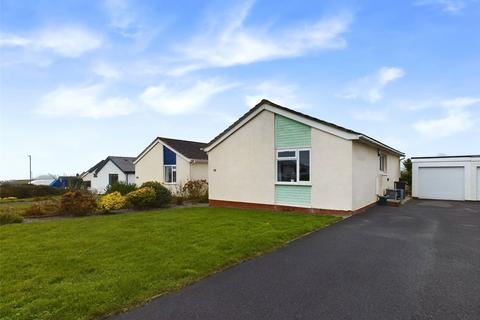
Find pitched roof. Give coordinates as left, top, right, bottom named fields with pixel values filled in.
left=205, top=99, right=404, bottom=156
left=135, top=137, right=208, bottom=164
left=86, top=159, right=107, bottom=174
left=84, top=156, right=135, bottom=175
left=107, top=156, right=136, bottom=173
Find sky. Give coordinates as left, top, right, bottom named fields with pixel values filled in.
left=0, top=0, right=479, bottom=180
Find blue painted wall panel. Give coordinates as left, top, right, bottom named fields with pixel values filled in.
left=163, top=146, right=176, bottom=165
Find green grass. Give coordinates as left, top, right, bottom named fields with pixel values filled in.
left=0, top=207, right=340, bottom=320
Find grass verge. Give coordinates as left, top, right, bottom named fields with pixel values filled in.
left=0, top=207, right=340, bottom=320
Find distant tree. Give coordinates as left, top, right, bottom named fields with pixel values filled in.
left=400, top=158, right=412, bottom=187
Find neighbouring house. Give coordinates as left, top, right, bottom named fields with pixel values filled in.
left=80, top=156, right=136, bottom=193
left=412, top=155, right=480, bottom=201
left=30, top=174, right=57, bottom=186
left=204, top=99, right=404, bottom=215
left=134, top=137, right=208, bottom=190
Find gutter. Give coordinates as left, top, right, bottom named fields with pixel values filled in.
left=358, top=135, right=405, bottom=157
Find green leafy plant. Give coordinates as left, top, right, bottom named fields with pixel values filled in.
left=24, top=199, right=62, bottom=217
left=400, top=158, right=412, bottom=195
left=61, top=191, right=97, bottom=216
left=140, top=181, right=172, bottom=207
left=0, top=209, right=23, bottom=225
left=98, top=192, right=127, bottom=213
left=182, top=180, right=208, bottom=203
left=126, top=187, right=156, bottom=209
left=105, top=182, right=137, bottom=195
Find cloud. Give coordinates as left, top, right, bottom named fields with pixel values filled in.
left=413, top=110, right=474, bottom=138
left=351, top=109, right=388, bottom=122
left=104, top=0, right=142, bottom=38
left=340, top=67, right=405, bottom=103
left=168, top=1, right=351, bottom=75
left=399, top=96, right=480, bottom=111
left=0, top=34, right=29, bottom=46
left=140, top=79, right=236, bottom=115
left=39, top=84, right=134, bottom=118
left=441, top=96, right=480, bottom=108
left=93, top=61, right=121, bottom=80
left=245, top=81, right=304, bottom=109
left=0, top=27, right=102, bottom=57
left=414, top=0, right=470, bottom=14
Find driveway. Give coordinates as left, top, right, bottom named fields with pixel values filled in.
left=112, top=200, right=480, bottom=320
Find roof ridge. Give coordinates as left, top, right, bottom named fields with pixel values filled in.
left=157, top=136, right=207, bottom=145
left=205, top=99, right=404, bottom=156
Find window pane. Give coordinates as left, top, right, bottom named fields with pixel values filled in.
left=164, top=166, right=172, bottom=182
left=172, top=166, right=177, bottom=183
left=109, top=174, right=118, bottom=185
left=278, top=151, right=296, bottom=158
left=277, top=160, right=297, bottom=182
left=299, top=150, right=310, bottom=181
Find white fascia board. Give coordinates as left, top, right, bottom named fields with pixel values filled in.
left=133, top=139, right=160, bottom=164
left=134, top=138, right=193, bottom=164
left=203, top=106, right=266, bottom=152
left=204, top=103, right=358, bottom=153
left=358, top=136, right=405, bottom=156
left=263, top=104, right=358, bottom=140
left=158, top=139, right=193, bottom=163
left=412, top=157, right=480, bottom=163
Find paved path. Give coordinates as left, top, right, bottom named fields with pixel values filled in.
left=112, top=200, right=480, bottom=320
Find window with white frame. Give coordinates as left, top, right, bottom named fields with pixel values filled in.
left=379, top=153, right=387, bottom=172
left=164, top=165, right=176, bottom=183
left=277, top=149, right=310, bottom=183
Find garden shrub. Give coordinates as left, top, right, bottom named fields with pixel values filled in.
left=126, top=187, right=156, bottom=209
left=61, top=191, right=97, bottom=216
left=141, top=181, right=172, bottom=207
left=172, top=195, right=184, bottom=205
left=182, top=180, right=208, bottom=202
left=24, top=199, right=62, bottom=217
left=0, top=197, right=18, bottom=202
left=0, top=210, right=23, bottom=225
left=105, top=182, right=137, bottom=195
left=0, top=183, right=65, bottom=198
left=98, top=192, right=127, bottom=212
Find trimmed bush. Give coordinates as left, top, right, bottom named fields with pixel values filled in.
left=61, top=191, right=97, bottom=216
left=0, top=210, right=23, bottom=225
left=126, top=187, right=156, bottom=209
left=24, top=199, right=62, bottom=217
left=98, top=192, right=127, bottom=212
left=105, top=182, right=137, bottom=195
left=141, top=181, right=172, bottom=207
left=0, top=183, right=64, bottom=198
left=0, top=197, right=18, bottom=201
left=182, top=180, right=208, bottom=202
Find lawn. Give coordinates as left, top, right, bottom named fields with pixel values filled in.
left=0, top=207, right=341, bottom=320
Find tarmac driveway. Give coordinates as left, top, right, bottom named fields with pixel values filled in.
left=112, top=200, right=480, bottom=320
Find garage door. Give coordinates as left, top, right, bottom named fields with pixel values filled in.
left=418, top=167, right=465, bottom=200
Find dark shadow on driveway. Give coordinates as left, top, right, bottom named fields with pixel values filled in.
left=111, top=200, right=480, bottom=320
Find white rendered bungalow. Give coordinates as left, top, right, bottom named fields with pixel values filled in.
left=204, top=99, right=404, bottom=215
left=134, top=137, right=208, bottom=190
left=81, top=156, right=136, bottom=193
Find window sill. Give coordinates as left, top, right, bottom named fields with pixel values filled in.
left=275, top=182, right=312, bottom=186
left=164, top=182, right=177, bottom=185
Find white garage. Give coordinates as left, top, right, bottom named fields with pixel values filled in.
left=412, top=155, right=480, bottom=201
